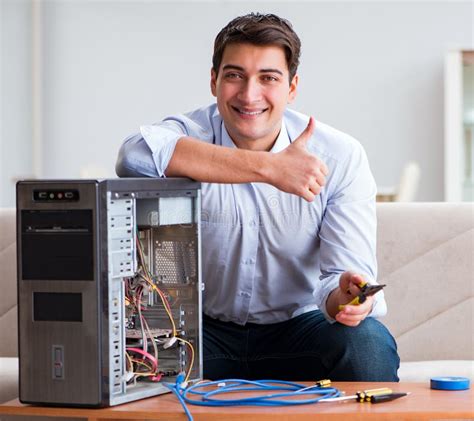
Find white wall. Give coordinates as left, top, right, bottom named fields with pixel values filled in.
left=1, top=0, right=33, bottom=206
left=463, top=61, right=474, bottom=200
left=1, top=0, right=473, bottom=206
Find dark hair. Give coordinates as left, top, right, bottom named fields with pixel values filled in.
left=212, top=13, right=301, bottom=83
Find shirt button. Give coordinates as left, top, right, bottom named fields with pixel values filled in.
left=249, top=220, right=256, bottom=227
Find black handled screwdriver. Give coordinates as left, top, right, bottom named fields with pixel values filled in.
left=370, top=392, right=409, bottom=403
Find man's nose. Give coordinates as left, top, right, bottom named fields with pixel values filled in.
left=237, top=78, right=262, bottom=103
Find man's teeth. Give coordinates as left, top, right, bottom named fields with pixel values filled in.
left=237, top=108, right=264, bottom=115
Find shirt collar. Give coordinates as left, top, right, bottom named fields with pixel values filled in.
left=220, top=119, right=291, bottom=153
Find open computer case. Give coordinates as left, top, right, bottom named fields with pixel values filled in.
left=17, top=178, right=202, bottom=407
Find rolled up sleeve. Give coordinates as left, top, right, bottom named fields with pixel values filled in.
left=116, top=106, right=218, bottom=178
left=116, top=119, right=187, bottom=178
left=140, top=122, right=187, bottom=177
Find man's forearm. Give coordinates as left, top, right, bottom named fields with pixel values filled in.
left=163, top=117, right=327, bottom=202
left=165, top=137, right=270, bottom=183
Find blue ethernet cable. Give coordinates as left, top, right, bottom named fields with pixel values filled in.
left=164, top=375, right=340, bottom=421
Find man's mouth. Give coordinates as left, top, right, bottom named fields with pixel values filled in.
left=231, top=106, right=268, bottom=116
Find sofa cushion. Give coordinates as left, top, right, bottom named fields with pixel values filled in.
left=0, top=357, right=18, bottom=404
left=398, top=360, right=474, bottom=382
left=0, top=208, right=17, bottom=357
left=377, top=203, right=474, bottom=361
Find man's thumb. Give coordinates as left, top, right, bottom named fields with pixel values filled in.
left=294, top=116, right=315, bottom=147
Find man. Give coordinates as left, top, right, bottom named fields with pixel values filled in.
left=117, top=13, right=399, bottom=381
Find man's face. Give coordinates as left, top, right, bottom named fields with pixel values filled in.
left=211, top=43, right=298, bottom=151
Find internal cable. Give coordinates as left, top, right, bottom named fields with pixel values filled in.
left=126, top=347, right=158, bottom=372
left=136, top=236, right=177, bottom=336
left=134, top=234, right=196, bottom=383
left=175, top=337, right=195, bottom=383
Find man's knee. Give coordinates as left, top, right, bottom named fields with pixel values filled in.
left=332, top=318, right=396, bottom=349
left=324, top=318, right=400, bottom=381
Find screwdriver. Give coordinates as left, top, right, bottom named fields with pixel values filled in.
left=370, top=392, right=409, bottom=403
left=321, top=387, right=392, bottom=402
left=322, top=390, right=410, bottom=403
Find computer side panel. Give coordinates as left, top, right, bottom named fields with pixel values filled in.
left=102, top=179, right=202, bottom=406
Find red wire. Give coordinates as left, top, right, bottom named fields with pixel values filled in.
left=126, top=347, right=158, bottom=372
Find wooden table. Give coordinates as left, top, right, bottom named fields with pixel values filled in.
left=1, top=382, right=473, bottom=420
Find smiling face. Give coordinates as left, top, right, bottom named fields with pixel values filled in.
left=211, top=43, right=298, bottom=151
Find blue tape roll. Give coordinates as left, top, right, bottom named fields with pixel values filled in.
left=430, top=377, right=470, bottom=390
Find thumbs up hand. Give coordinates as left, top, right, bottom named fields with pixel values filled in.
left=292, top=115, right=317, bottom=149
left=267, top=117, right=329, bottom=201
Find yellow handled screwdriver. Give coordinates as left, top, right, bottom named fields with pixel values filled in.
left=321, top=387, right=393, bottom=402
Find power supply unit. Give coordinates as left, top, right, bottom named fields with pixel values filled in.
left=16, top=178, right=202, bottom=407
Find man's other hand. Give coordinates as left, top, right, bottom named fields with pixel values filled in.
left=267, top=116, right=329, bottom=202
left=326, top=271, right=374, bottom=326
left=335, top=271, right=374, bottom=327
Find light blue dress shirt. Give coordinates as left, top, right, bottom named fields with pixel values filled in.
left=116, top=104, right=386, bottom=325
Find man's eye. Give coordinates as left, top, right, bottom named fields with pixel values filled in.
left=224, top=73, right=242, bottom=79
left=262, top=75, right=278, bottom=82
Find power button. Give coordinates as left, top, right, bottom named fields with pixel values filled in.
left=52, top=345, right=64, bottom=380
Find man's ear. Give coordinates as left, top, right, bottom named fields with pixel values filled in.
left=210, top=68, right=217, bottom=97
left=288, top=74, right=299, bottom=104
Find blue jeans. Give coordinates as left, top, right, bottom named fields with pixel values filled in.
left=203, top=310, right=400, bottom=381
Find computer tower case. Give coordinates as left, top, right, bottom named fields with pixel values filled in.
left=17, top=178, right=202, bottom=407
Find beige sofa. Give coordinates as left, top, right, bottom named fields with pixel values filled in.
left=1, top=203, right=473, bottom=404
